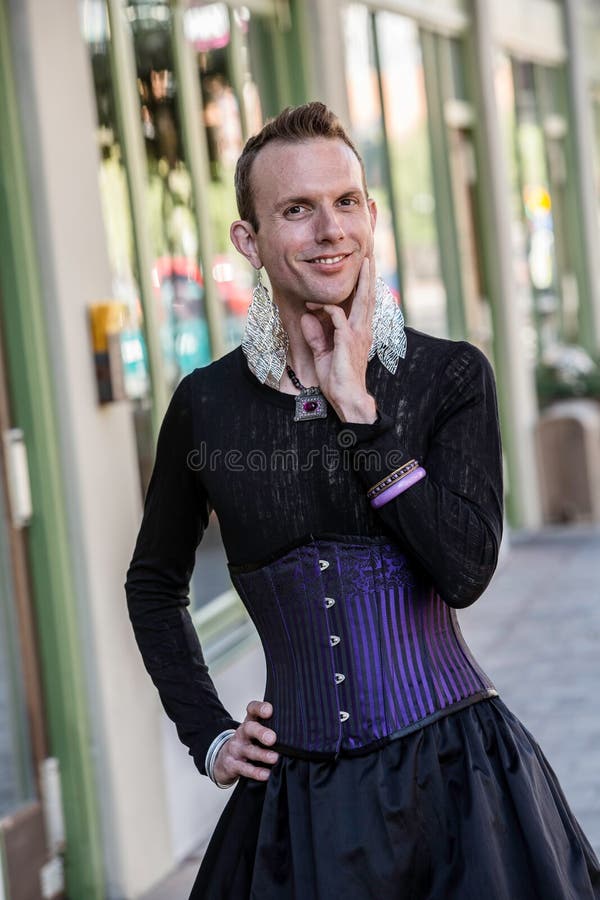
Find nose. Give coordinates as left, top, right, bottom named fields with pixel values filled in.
left=314, top=205, right=345, bottom=243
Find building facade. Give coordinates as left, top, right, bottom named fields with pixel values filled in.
left=0, top=0, right=599, bottom=897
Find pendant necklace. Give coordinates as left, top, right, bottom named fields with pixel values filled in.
left=286, top=365, right=328, bottom=422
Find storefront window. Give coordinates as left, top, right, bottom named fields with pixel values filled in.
left=374, top=11, right=448, bottom=337
left=80, top=1, right=241, bottom=611
left=81, top=0, right=154, bottom=488
left=127, top=0, right=213, bottom=391
left=184, top=1, right=262, bottom=350
left=81, top=0, right=149, bottom=396
left=495, top=52, right=564, bottom=360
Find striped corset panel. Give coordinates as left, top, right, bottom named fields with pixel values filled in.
left=229, top=536, right=497, bottom=756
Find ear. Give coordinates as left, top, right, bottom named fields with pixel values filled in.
left=367, top=197, right=378, bottom=231
left=230, top=220, right=262, bottom=269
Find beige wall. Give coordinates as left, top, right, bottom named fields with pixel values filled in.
left=160, top=640, right=266, bottom=868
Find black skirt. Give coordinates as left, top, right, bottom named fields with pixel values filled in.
left=190, top=697, right=600, bottom=899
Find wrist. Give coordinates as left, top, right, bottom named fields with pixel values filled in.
left=206, top=728, right=237, bottom=788
left=335, top=393, right=378, bottom=424
left=212, top=746, right=237, bottom=788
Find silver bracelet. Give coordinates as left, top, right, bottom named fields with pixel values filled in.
left=205, top=729, right=238, bottom=789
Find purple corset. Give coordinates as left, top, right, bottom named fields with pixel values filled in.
left=229, top=535, right=497, bottom=758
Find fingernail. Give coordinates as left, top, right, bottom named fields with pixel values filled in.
left=261, top=704, right=269, bottom=715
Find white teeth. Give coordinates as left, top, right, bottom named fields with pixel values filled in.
left=312, top=255, right=345, bottom=265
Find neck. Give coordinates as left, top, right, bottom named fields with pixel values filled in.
left=278, top=304, right=320, bottom=387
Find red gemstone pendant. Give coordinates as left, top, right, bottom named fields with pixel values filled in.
left=294, top=388, right=328, bottom=422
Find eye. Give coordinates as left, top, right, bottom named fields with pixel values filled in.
left=285, top=204, right=306, bottom=217
left=337, top=196, right=359, bottom=208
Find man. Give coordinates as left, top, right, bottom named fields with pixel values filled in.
left=126, top=103, right=600, bottom=899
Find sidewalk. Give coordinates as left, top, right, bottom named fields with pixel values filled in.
left=141, top=525, right=600, bottom=899
left=460, top=524, right=600, bottom=856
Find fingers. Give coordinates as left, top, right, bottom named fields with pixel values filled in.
left=244, top=700, right=277, bottom=747
left=304, top=303, right=347, bottom=331
left=306, top=261, right=374, bottom=344
left=225, top=730, right=279, bottom=776
left=212, top=700, right=279, bottom=783
left=246, top=700, right=273, bottom=720
left=213, top=737, right=279, bottom=784
left=347, top=256, right=376, bottom=328
left=299, top=310, right=330, bottom=357
left=242, top=718, right=277, bottom=746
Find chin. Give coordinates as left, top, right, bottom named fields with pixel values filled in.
left=315, top=278, right=358, bottom=305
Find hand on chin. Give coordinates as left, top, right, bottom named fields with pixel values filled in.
left=300, top=305, right=335, bottom=352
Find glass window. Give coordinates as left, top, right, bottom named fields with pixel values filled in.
left=374, top=11, right=448, bottom=337
left=80, top=1, right=244, bottom=611
left=81, top=0, right=143, bottom=326
left=80, top=0, right=154, bottom=490
left=127, top=0, right=213, bottom=392
left=495, top=52, right=565, bottom=361
left=184, top=1, right=263, bottom=351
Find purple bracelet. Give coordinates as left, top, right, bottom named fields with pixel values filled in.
left=370, top=466, right=426, bottom=509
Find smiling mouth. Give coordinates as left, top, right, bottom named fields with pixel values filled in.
left=307, top=254, right=349, bottom=265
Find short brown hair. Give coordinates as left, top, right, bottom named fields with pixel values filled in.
left=234, top=101, right=367, bottom=231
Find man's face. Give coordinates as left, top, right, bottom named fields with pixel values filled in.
left=234, top=137, right=377, bottom=310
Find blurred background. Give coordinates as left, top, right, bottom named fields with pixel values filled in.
left=1, top=0, right=600, bottom=897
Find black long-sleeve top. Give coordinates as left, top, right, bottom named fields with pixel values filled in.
left=125, top=327, right=504, bottom=775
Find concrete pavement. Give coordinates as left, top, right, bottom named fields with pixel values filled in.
left=141, top=525, right=600, bottom=899
left=460, top=524, right=600, bottom=856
